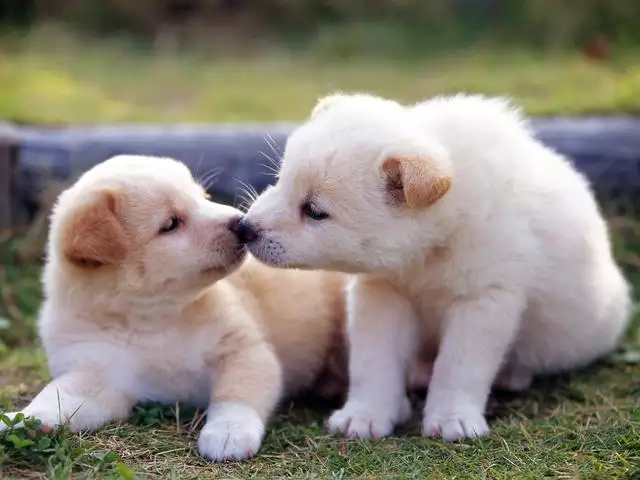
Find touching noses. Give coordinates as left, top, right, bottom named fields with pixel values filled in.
left=228, top=216, right=259, bottom=243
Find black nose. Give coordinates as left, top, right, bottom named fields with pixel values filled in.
left=228, top=216, right=259, bottom=243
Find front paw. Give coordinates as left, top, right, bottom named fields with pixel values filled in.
left=327, top=396, right=412, bottom=439
left=197, top=403, right=265, bottom=462
left=423, top=404, right=489, bottom=441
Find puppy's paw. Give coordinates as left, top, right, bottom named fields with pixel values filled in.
left=423, top=404, right=489, bottom=441
left=197, top=403, right=265, bottom=463
left=327, top=397, right=411, bottom=439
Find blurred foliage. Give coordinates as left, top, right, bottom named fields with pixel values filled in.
left=2, top=26, right=640, bottom=126
left=1, top=0, right=640, bottom=52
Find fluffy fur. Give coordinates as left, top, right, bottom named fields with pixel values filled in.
left=241, top=92, right=631, bottom=441
left=0, top=155, right=348, bottom=461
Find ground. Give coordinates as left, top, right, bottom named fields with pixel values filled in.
left=0, top=29, right=639, bottom=479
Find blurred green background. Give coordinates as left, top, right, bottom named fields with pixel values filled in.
left=1, top=0, right=640, bottom=123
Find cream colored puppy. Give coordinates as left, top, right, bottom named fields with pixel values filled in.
left=240, top=93, right=631, bottom=441
left=0, top=155, right=347, bottom=462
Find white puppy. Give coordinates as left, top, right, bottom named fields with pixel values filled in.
left=0, top=155, right=348, bottom=461
left=240, top=93, right=631, bottom=441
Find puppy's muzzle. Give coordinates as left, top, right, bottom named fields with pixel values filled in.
left=229, top=217, right=259, bottom=244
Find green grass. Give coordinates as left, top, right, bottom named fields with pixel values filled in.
left=2, top=27, right=640, bottom=125
left=1, top=218, right=639, bottom=479
left=1, top=27, right=640, bottom=479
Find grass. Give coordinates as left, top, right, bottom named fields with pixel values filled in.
left=0, top=220, right=639, bottom=479
left=0, top=26, right=639, bottom=479
left=2, top=26, right=640, bottom=125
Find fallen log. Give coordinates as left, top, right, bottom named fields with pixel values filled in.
left=4, top=117, right=640, bottom=230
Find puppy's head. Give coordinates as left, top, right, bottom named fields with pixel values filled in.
left=48, top=155, right=245, bottom=295
left=242, top=93, right=453, bottom=273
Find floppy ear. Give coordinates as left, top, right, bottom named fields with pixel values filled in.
left=62, top=190, right=128, bottom=268
left=311, top=93, right=349, bottom=119
left=379, top=148, right=452, bottom=209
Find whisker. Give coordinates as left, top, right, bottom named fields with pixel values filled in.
left=262, top=146, right=282, bottom=170
left=258, top=151, right=281, bottom=177
left=234, top=178, right=260, bottom=212
left=259, top=150, right=280, bottom=168
left=192, top=155, right=206, bottom=180
left=264, top=133, right=283, bottom=157
left=197, top=167, right=224, bottom=192
left=196, top=168, right=215, bottom=187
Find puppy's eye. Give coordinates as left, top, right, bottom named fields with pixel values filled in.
left=301, top=201, right=330, bottom=221
left=159, top=216, right=182, bottom=234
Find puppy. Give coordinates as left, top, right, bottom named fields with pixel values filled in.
left=240, top=93, right=631, bottom=441
left=0, top=155, right=348, bottom=462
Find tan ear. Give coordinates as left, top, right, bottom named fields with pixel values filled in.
left=62, top=190, right=128, bottom=268
left=380, top=155, right=452, bottom=209
left=311, top=93, right=348, bottom=119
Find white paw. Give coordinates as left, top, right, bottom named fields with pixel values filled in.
left=423, top=404, right=489, bottom=441
left=197, top=403, right=265, bottom=462
left=327, top=397, right=412, bottom=439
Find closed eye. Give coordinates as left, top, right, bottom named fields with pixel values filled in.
left=301, top=201, right=330, bottom=221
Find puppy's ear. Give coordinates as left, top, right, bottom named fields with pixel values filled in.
left=311, top=93, right=348, bottom=119
left=62, top=190, right=128, bottom=268
left=379, top=147, right=452, bottom=209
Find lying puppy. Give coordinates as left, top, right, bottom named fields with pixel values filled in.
left=239, top=93, right=631, bottom=441
left=0, top=155, right=348, bottom=462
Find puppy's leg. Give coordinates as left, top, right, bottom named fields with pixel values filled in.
left=199, top=330, right=282, bottom=463
left=423, top=289, right=525, bottom=441
left=327, top=279, right=418, bottom=439
left=0, top=371, right=134, bottom=432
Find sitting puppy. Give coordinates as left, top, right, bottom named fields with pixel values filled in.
left=239, top=93, right=631, bottom=441
left=0, top=155, right=348, bottom=462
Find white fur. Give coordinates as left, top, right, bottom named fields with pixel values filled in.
left=327, top=277, right=414, bottom=438
left=198, top=403, right=265, bottom=462
left=243, top=93, right=631, bottom=441
left=1, top=154, right=349, bottom=462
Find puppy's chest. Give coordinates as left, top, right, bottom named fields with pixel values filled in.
left=398, top=261, right=462, bottom=324
left=112, top=328, right=214, bottom=408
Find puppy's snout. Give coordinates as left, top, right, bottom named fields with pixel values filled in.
left=227, top=215, right=243, bottom=235
left=228, top=216, right=259, bottom=243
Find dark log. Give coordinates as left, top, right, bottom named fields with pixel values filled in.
left=0, top=123, right=20, bottom=232
left=10, top=117, right=640, bottom=228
